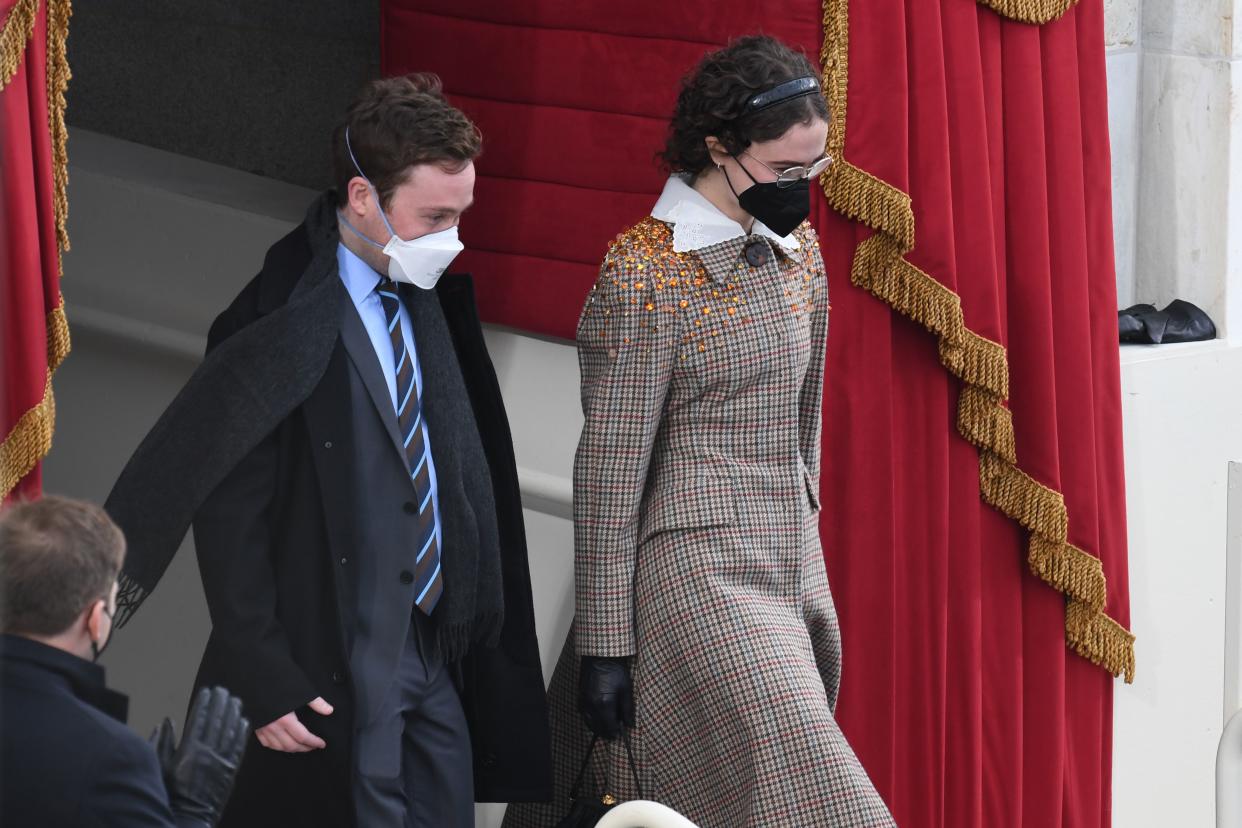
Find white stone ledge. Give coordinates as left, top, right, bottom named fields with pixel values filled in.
left=69, top=305, right=207, bottom=363
left=1138, top=48, right=1242, bottom=61
left=68, top=128, right=313, bottom=222
left=1119, top=338, right=1235, bottom=366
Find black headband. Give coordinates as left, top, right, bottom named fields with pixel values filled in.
left=742, top=76, right=821, bottom=116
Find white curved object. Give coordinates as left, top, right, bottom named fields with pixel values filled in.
left=1218, top=707, right=1242, bottom=826
left=594, top=800, right=702, bottom=828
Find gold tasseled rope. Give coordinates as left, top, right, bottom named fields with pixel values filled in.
left=47, top=0, right=71, bottom=255
left=977, top=0, right=1080, bottom=25
left=0, top=0, right=37, bottom=89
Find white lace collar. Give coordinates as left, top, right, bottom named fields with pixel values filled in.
left=650, top=174, right=801, bottom=254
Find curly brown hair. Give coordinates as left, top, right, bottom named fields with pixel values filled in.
left=332, top=72, right=482, bottom=209
left=661, top=35, right=829, bottom=176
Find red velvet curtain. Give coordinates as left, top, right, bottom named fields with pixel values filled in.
left=817, top=1, right=1131, bottom=825
left=382, top=2, right=1132, bottom=825
left=0, top=0, right=71, bottom=502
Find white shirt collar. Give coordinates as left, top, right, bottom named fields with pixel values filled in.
left=650, top=174, right=801, bottom=254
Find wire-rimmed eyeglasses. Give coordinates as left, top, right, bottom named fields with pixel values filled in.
left=742, top=150, right=833, bottom=189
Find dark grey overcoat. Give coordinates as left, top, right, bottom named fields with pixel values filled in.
left=108, top=195, right=551, bottom=827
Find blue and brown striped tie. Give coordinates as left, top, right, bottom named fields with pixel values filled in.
left=376, top=278, right=443, bottom=614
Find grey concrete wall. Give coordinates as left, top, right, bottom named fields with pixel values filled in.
left=43, top=332, right=209, bottom=733
left=65, top=1, right=378, bottom=189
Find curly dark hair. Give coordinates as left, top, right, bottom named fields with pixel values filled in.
left=661, top=35, right=829, bottom=176
left=332, top=72, right=482, bottom=209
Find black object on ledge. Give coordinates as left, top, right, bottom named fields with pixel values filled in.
left=1118, top=300, right=1217, bottom=344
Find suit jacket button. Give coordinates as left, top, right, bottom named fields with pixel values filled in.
left=403, top=501, right=418, bottom=514
left=400, top=570, right=414, bottom=585
left=744, top=239, right=768, bottom=267
left=483, top=753, right=498, bottom=768
left=331, top=671, right=345, bottom=684
left=339, top=557, right=348, bottom=566
left=323, top=441, right=333, bottom=449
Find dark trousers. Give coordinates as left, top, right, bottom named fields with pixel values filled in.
left=353, top=616, right=473, bottom=828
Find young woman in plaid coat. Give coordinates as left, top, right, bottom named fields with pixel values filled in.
left=504, top=36, right=894, bottom=827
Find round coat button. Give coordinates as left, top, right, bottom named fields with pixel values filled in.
left=400, top=570, right=415, bottom=585
left=744, top=240, right=769, bottom=267
left=403, top=501, right=418, bottom=514
left=331, top=671, right=345, bottom=684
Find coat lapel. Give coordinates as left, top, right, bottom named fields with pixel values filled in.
left=338, top=292, right=409, bottom=464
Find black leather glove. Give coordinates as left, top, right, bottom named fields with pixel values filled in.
left=579, top=656, right=635, bottom=739
left=150, top=686, right=250, bottom=828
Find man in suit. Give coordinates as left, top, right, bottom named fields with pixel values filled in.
left=0, top=496, right=246, bottom=828
left=105, top=73, right=551, bottom=827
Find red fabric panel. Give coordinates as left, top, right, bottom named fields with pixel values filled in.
left=381, top=3, right=1129, bottom=826
left=1, top=0, right=61, bottom=501
left=815, top=3, right=1126, bottom=827
left=382, top=2, right=820, bottom=337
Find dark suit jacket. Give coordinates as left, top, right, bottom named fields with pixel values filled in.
left=189, top=220, right=551, bottom=827
left=0, top=635, right=178, bottom=828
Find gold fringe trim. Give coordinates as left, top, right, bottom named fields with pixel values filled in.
left=47, top=0, right=70, bottom=254
left=0, top=304, right=71, bottom=498
left=0, top=376, right=56, bottom=497
left=976, top=0, right=1079, bottom=25
left=820, top=0, right=1135, bottom=681
left=0, top=0, right=69, bottom=252
left=0, top=0, right=38, bottom=89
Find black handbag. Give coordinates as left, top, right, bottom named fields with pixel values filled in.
left=556, top=730, right=643, bottom=828
left=1118, top=299, right=1217, bottom=344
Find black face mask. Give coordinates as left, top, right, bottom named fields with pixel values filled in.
left=726, top=155, right=811, bottom=238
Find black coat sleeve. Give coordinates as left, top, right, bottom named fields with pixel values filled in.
left=192, top=430, right=318, bottom=728
left=188, top=282, right=317, bottom=727
left=85, top=734, right=177, bottom=828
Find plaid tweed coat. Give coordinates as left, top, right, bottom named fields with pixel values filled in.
left=503, top=216, right=894, bottom=827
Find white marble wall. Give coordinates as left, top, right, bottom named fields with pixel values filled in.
left=1136, top=52, right=1232, bottom=311
left=1106, top=41, right=1140, bottom=307
left=1112, top=340, right=1242, bottom=828
left=1105, top=0, right=1140, bottom=48
left=1105, top=0, right=1140, bottom=308
left=1130, top=0, right=1242, bottom=339
left=1142, top=0, right=1236, bottom=55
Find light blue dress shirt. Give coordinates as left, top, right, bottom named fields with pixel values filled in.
left=337, top=243, right=442, bottom=550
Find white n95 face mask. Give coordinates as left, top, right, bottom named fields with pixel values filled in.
left=339, top=126, right=466, bottom=290
left=339, top=209, right=464, bottom=290
left=379, top=222, right=463, bottom=290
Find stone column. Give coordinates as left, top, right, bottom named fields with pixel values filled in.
left=1106, top=0, right=1140, bottom=309
left=1135, top=0, right=1242, bottom=340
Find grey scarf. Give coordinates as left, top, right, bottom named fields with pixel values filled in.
left=105, top=192, right=503, bottom=661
